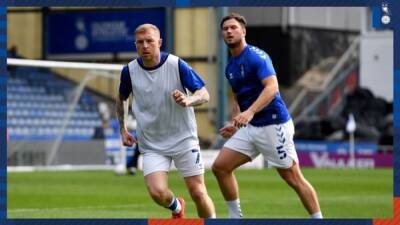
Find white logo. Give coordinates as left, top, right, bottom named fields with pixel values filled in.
left=381, top=2, right=391, bottom=25
left=382, top=2, right=389, bottom=14
left=76, top=19, right=86, bottom=32
left=75, top=35, right=88, bottom=50
left=228, top=73, right=234, bottom=79
left=310, top=152, right=375, bottom=168
left=381, top=15, right=390, bottom=24
left=75, top=18, right=88, bottom=50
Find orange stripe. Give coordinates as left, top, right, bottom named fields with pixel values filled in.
left=148, top=218, right=204, bottom=225
left=373, top=197, right=400, bottom=225
left=393, top=197, right=400, bottom=225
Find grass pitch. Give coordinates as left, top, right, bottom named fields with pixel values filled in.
left=7, top=169, right=392, bottom=219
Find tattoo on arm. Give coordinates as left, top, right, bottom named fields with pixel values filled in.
left=116, top=94, right=126, bottom=132
left=189, top=87, right=209, bottom=106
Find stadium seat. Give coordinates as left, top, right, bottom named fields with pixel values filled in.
left=7, top=68, right=102, bottom=141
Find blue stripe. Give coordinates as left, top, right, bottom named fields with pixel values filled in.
left=395, top=69, right=400, bottom=113
left=196, top=152, right=200, bottom=164
left=0, top=59, right=5, bottom=70
left=395, top=128, right=400, bottom=197
left=0, top=203, right=6, bottom=212
left=395, top=70, right=400, bottom=197
left=176, top=0, right=190, bottom=7
left=0, top=41, right=5, bottom=50
left=396, top=29, right=400, bottom=69
left=1, top=1, right=397, bottom=225
left=7, top=219, right=148, bottom=225
left=0, top=141, right=6, bottom=166
left=0, top=189, right=5, bottom=198
left=5, top=0, right=175, bottom=6
left=190, top=0, right=377, bottom=6
left=1, top=4, right=11, bottom=225
left=2, top=0, right=384, bottom=6
left=372, top=6, right=382, bottom=28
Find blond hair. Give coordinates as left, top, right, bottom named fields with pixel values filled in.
left=134, top=23, right=161, bottom=38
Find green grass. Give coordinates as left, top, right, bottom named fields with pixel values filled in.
left=7, top=169, right=393, bottom=219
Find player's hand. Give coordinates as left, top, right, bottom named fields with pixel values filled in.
left=172, top=89, right=190, bottom=107
left=233, top=110, right=254, bottom=128
left=219, top=123, right=238, bottom=139
left=120, top=129, right=137, bottom=147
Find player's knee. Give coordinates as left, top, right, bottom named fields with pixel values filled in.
left=148, top=186, right=168, bottom=202
left=281, top=173, right=303, bottom=189
left=189, top=187, right=208, bottom=203
left=285, top=177, right=298, bottom=188
left=278, top=170, right=294, bottom=186
left=211, top=161, right=229, bottom=176
left=211, top=163, right=219, bottom=175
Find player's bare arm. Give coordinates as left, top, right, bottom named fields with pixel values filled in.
left=231, top=95, right=241, bottom=118
left=116, top=94, right=136, bottom=146
left=220, top=97, right=239, bottom=138
left=172, top=87, right=210, bottom=107
left=233, top=75, right=278, bottom=128
left=116, top=94, right=127, bottom=131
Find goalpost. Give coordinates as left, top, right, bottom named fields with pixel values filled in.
left=7, top=58, right=131, bottom=172
left=7, top=58, right=264, bottom=172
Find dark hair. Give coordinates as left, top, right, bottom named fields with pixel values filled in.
left=220, top=13, right=247, bottom=29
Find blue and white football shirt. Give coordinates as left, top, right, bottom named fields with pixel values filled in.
left=119, top=52, right=205, bottom=154
left=119, top=52, right=205, bottom=99
left=225, top=45, right=291, bottom=126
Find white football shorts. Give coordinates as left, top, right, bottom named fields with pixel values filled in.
left=142, top=147, right=205, bottom=177
left=224, top=119, right=299, bottom=169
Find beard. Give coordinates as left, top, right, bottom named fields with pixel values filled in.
left=225, top=38, right=242, bottom=49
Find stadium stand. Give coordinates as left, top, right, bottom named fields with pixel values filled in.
left=7, top=66, right=102, bottom=141
left=295, top=87, right=393, bottom=145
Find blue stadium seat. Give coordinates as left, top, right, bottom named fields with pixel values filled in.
left=7, top=68, right=102, bottom=141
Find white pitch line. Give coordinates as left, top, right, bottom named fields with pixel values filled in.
left=8, top=200, right=236, bottom=214
left=8, top=204, right=144, bottom=213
